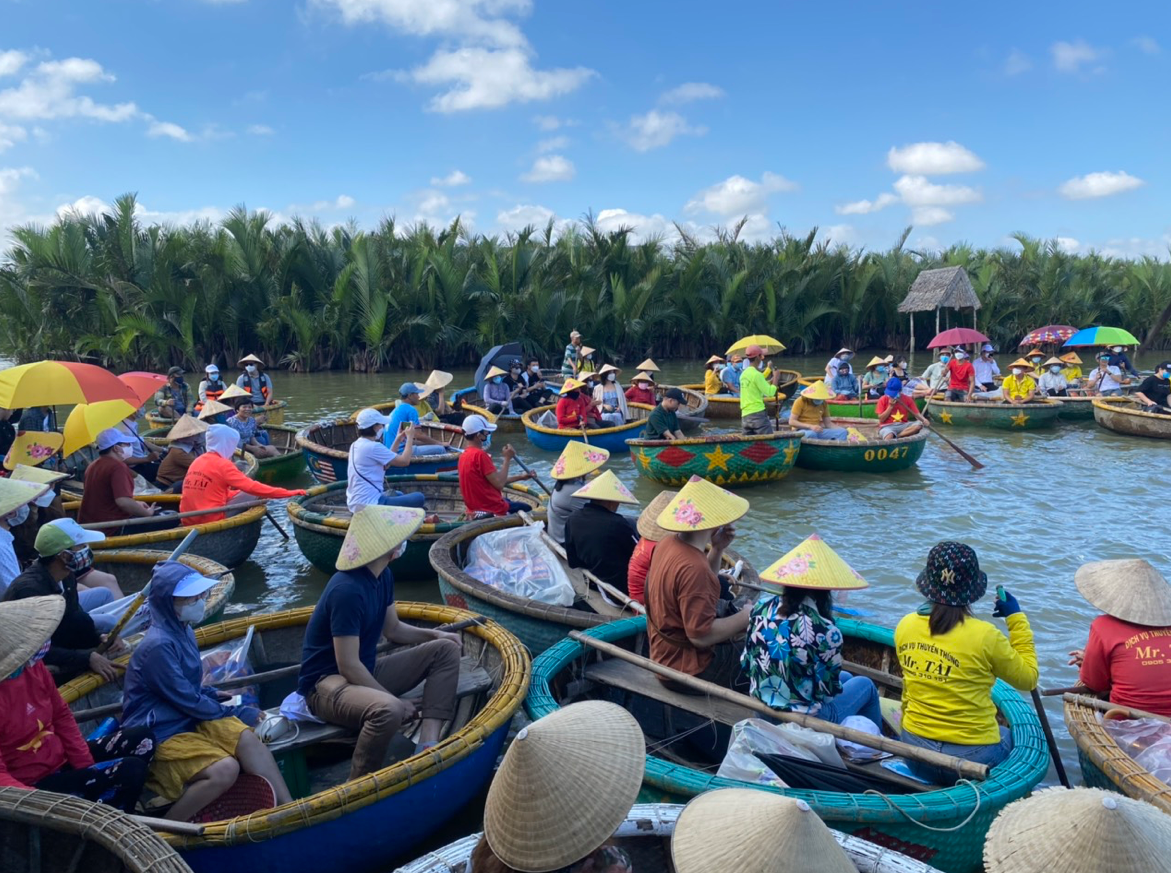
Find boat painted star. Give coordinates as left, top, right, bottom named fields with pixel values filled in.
left=938, top=410, right=953, bottom=424
left=704, top=445, right=733, bottom=472
left=783, top=444, right=800, bottom=465
left=1011, top=411, right=1029, bottom=427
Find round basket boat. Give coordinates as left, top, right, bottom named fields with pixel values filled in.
left=296, top=419, right=466, bottom=485
left=521, top=403, right=652, bottom=453
left=450, top=388, right=527, bottom=431
left=63, top=494, right=266, bottom=567
left=927, top=396, right=1062, bottom=430
left=59, top=603, right=531, bottom=873
left=653, top=384, right=709, bottom=430
left=1064, top=693, right=1171, bottom=814
left=148, top=400, right=288, bottom=429
left=627, top=429, right=803, bottom=487
left=678, top=384, right=783, bottom=421
left=288, top=475, right=544, bottom=579
left=527, top=616, right=1048, bottom=873
left=60, top=450, right=260, bottom=500
left=349, top=399, right=497, bottom=427
left=145, top=424, right=304, bottom=484
left=429, top=513, right=760, bottom=656
left=1092, top=396, right=1171, bottom=439
left=92, top=549, right=236, bottom=625
left=397, top=802, right=945, bottom=873
left=795, top=419, right=928, bottom=473
left=1050, top=393, right=1098, bottom=420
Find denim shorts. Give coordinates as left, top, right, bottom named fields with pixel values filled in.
left=900, top=726, right=1012, bottom=785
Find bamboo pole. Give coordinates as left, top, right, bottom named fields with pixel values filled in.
left=1063, top=693, right=1171, bottom=724
left=568, top=631, right=989, bottom=780
left=80, top=499, right=272, bottom=530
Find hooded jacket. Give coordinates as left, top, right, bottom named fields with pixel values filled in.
left=121, top=561, right=243, bottom=744
left=178, top=424, right=301, bottom=523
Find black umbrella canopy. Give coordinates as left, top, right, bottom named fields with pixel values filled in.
left=473, top=341, right=525, bottom=392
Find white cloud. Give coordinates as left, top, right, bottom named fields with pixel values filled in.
left=56, top=195, right=111, bottom=219
left=893, top=175, right=981, bottom=207
left=594, top=208, right=676, bottom=243
left=406, top=188, right=475, bottom=229
left=315, top=0, right=532, bottom=48
left=147, top=120, right=193, bottom=142
left=619, top=110, right=706, bottom=152
left=1099, top=233, right=1171, bottom=259
left=520, top=154, right=575, bottom=183
left=1055, top=237, right=1080, bottom=253
left=533, top=114, right=577, bottom=131
left=1004, top=49, right=1032, bottom=76
left=910, top=207, right=953, bottom=226
left=0, top=123, right=28, bottom=152
left=1058, top=170, right=1144, bottom=200
left=496, top=203, right=556, bottom=229
left=887, top=141, right=985, bottom=175
left=1052, top=39, right=1104, bottom=73
left=246, top=124, right=274, bottom=135
left=536, top=135, right=569, bottom=153
left=1132, top=36, right=1161, bottom=55
left=835, top=192, right=898, bottom=215
left=660, top=82, right=724, bottom=104
left=406, top=47, right=594, bottom=112
left=0, top=55, right=139, bottom=123
left=0, top=51, right=27, bottom=78
left=684, top=171, right=796, bottom=217
left=818, top=224, right=859, bottom=247
left=430, top=169, right=472, bottom=187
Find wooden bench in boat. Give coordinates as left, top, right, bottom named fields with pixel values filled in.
left=582, top=658, right=934, bottom=792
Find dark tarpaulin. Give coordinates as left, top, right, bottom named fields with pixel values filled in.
left=473, top=342, right=524, bottom=392
left=759, top=753, right=918, bottom=794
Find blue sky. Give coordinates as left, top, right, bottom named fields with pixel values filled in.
left=1, top=0, right=1168, bottom=256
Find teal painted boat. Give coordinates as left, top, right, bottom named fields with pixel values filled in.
left=145, top=424, right=304, bottom=484
left=795, top=420, right=928, bottom=472
left=527, top=617, right=1048, bottom=873
left=296, top=419, right=466, bottom=485
left=521, top=403, right=652, bottom=454
left=1052, top=394, right=1097, bottom=420
left=288, top=475, right=544, bottom=580
left=626, top=429, right=803, bottom=488
left=928, top=397, right=1061, bottom=430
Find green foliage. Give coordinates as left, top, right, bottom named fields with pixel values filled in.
left=2, top=195, right=1170, bottom=370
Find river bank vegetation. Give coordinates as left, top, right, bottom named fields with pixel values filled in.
left=2, top=194, right=1170, bottom=371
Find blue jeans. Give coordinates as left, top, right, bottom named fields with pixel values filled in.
left=900, top=725, right=1012, bottom=785
left=1099, top=388, right=1122, bottom=397
left=78, top=588, right=117, bottom=632
left=505, top=500, right=530, bottom=514
left=799, top=427, right=849, bottom=441
left=377, top=490, right=427, bottom=508
left=815, top=672, right=883, bottom=727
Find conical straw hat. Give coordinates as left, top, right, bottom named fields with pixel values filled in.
left=486, top=366, right=508, bottom=379
left=219, top=384, right=251, bottom=402
left=1042, top=357, right=1065, bottom=368
left=0, top=477, right=50, bottom=518
left=579, top=346, right=596, bottom=358
left=237, top=353, right=265, bottom=366
left=706, top=355, right=724, bottom=365
left=984, top=787, right=1171, bottom=873
left=0, top=595, right=65, bottom=678
left=672, top=788, right=856, bottom=873
left=484, top=701, right=645, bottom=872
left=760, top=534, right=869, bottom=592
left=336, top=505, right=425, bottom=571
left=631, top=372, right=655, bottom=385
left=1022, top=347, right=1045, bottom=358
left=419, top=370, right=453, bottom=399
left=167, top=416, right=209, bottom=441
left=637, top=490, right=677, bottom=540
left=571, top=470, right=638, bottom=505
left=558, top=379, right=585, bottom=395
left=3, top=431, right=64, bottom=471
left=865, top=356, right=887, bottom=368
left=1075, top=559, right=1171, bottom=626
left=636, top=358, right=660, bottom=372
left=1061, top=352, right=1083, bottom=364
left=550, top=441, right=610, bottom=480
left=10, top=464, right=67, bottom=486
left=198, top=399, right=233, bottom=420
left=656, top=475, right=748, bottom=532
left=800, top=380, right=833, bottom=401
left=598, top=363, right=621, bottom=376
left=1007, top=358, right=1033, bottom=370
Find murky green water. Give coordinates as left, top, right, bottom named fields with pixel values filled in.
left=228, top=352, right=1169, bottom=792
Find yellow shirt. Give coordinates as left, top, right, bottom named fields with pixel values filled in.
left=790, top=396, right=825, bottom=427
left=1064, top=366, right=1083, bottom=383
left=704, top=369, right=721, bottom=395
left=412, top=400, right=434, bottom=418
left=896, top=612, right=1038, bottom=745
left=1000, top=373, right=1036, bottom=401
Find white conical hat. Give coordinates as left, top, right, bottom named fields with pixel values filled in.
left=1075, top=559, right=1171, bottom=626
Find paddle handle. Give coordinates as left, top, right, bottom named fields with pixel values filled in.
left=80, top=499, right=272, bottom=530
left=96, top=529, right=199, bottom=654
left=1031, top=687, right=1071, bottom=788
left=568, top=631, right=989, bottom=780
left=512, top=455, right=552, bottom=497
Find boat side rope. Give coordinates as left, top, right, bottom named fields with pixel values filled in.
left=862, top=779, right=981, bottom=831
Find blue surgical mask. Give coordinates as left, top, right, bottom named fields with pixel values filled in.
left=876, top=366, right=888, bottom=374
left=737, top=362, right=745, bottom=371
left=940, top=355, right=951, bottom=364
left=492, top=376, right=503, bottom=384
left=1162, top=372, right=1170, bottom=381
left=1050, top=365, right=1062, bottom=373
left=811, top=399, right=825, bottom=406
left=7, top=504, right=30, bottom=527
left=483, top=434, right=492, bottom=449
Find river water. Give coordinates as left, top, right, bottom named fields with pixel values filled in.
left=227, top=352, right=1170, bottom=794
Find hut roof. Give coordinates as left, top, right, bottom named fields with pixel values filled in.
left=898, top=266, right=981, bottom=313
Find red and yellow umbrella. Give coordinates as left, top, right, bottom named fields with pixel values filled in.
left=0, top=361, right=138, bottom=408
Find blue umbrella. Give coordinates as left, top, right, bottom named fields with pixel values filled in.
left=1063, top=326, right=1140, bottom=348
left=473, top=341, right=524, bottom=392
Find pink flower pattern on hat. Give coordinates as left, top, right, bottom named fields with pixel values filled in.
left=552, top=457, right=567, bottom=476
left=585, top=451, right=607, bottom=463
left=340, top=539, right=362, bottom=564
left=28, top=443, right=54, bottom=460
left=672, top=499, right=704, bottom=528
left=776, top=553, right=813, bottom=577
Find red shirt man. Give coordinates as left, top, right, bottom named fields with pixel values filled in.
left=457, top=414, right=533, bottom=516
left=945, top=352, right=975, bottom=400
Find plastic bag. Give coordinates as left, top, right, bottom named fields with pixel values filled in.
left=717, top=718, right=819, bottom=788
left=201, top=625, right=258, bottom=709
left=89, top=594, right=152, bottom=637
left=835, top=715, right=889, bottom=763
left=1103, top=717, right=1171, bottom=783
left=775, top=721, right=846, bottom=768
left=465, top=525, right=576, bottom=607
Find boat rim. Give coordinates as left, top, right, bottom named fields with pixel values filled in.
left=520, top=402, right=655, bottom=437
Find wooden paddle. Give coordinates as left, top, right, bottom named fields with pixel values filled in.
left=80, top=499, right=274, bottom=530
left=568, top=631, right=989, bottom=780
left=1031, top=687, right=1071, bottom=788
left=264, top=510, right=291, bottom=540
left=511, top=453, right=552, bottom=497
left=919, top=374, right=984, bottom=470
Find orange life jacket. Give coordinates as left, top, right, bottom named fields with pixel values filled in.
left=194, top=379, right=225, bottom=412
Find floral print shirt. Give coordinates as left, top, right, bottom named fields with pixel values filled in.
left=741, top=594, right=844, bottom=714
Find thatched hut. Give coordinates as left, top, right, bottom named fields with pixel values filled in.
left=898, top=266, right=981, bottom=353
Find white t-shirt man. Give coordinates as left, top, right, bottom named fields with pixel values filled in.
left=346, top=438, right=398, bottom=513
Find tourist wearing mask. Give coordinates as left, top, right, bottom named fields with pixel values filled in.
left=825, top=347, right=854, bottom=381
left=1060, top=352, right=1084, bottom=387
left=195, top=364, right=226, bottom=414
left=862, top=356, right=892, bottom=399
left=1086, top=352, right=1125, bottom=397
left=179, top=424, right=305, bottom=524
left=1023, top=348, right=1047, bottom=378
left=346, top=408, right=422, bottom=513
left=547, top=441, right=608, bottom=546
left=481, top=366, right=516, bottom=416
left=519, top=357, right=555, bottom=406
left=921, top=347, right=952, bottom=392
left=720, top=355, right=744, bottom=396
left=555, top=379, right=591, bottom=429
left=503, top=360, right=535, bottom=414
left=235, top=354, right=275, bottom=406
left=154, top=415, right=208, bottom=492
left=1038, top=357, right=1071, bottom=397
left=457, top=414, right=534, bottom=517
left=788, top=381, right=849, bottom=441
left=1105, top=344, right=1139, bottom=377
left=2, top=519, right=126, bottom=682
left=78, top=430, right=160, bottom=526
left=624, top=372, right=656, bottom=406
left=972, top=344, right=1000, bottom=391
left=122, top=561, right=292, bottom=821
left=944, top=348, right=976, bottom=401
left=0, top=477, right=52, bottom=593
left=703, top=355, right=724, bottom=395
left=739, top=344, right=783, bottom=435
left=895, top=542, right=1037, bottom=784
left=576, top=345, right=597, bottom=376
left=592, top=364, right=630, bottom=426
left=1000, top=358, right=1039, bottom=405
left=0, top=595, right=156, bottom=810
left=830, top=362, right=860, bottom=400
left=115, top=408, right=164, bottom=483
left=154, top=366, right=190, bottom=420
left=1132, top=360, right=1171, bottom=415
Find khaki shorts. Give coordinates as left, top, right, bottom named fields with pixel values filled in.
left=148, top=717, right=249, bottom=800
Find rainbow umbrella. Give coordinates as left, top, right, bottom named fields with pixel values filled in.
left=0, top=361, right=138, bottom=408
left=1063, top=326, right=1141, bottom=348
left=726, top=335, right=786, bottom=356
left=1018, top=325, right=1077, bottom=346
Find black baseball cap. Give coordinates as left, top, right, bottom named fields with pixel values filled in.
left=664, top=388, right=685, bottom=402
left=167, top=366, right=184, bottom=377
left=1158, top=361, right=1171, bottom=371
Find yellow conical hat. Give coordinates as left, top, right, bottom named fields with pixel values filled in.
left=656, top=475, right=748, bottom=532
left=3, top=431, right=64, bottom=471
left=559, top=379, right=585, bottom=395
left=10, top=464, right=67, bottom=486
left=486, top=366, right=508, bottom=379
left=571, top=470, right=638, bottom=505
left=219, top=384, right=251, bottom=402
left=1061, top=352, right=1083, bottom=365
left=760, top=534, right=869, bottom=592
left=197, top=399, right=233, bottom=420
left=336, top=505, right=426, bottom=571
left=800, top=380, right=833, bottom=401
left=550, top=440, right=610, bottom=481
left=1042, top=357, right=1064, bottom=368
left=0, top=477, right=50, bottom=518
left=636, top=358, right=660, bottom=372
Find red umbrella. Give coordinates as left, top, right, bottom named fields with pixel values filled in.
left=927, top=327, right=990, bottom=348
left=1018, top=325, right=1077, bottom=347
left=118, top=371, right=167, bottom=405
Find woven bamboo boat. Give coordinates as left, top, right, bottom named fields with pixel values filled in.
left=528, top=616, right=1047, bottom=873
left=0, top=788, right=195, bottom=873
left=396, top=802, right=945, bottom=873
left=351, top=399, right=497, bottom=427
left=430, top=514, right=760, bottom=656
left=1050, top=393, right=1098, bottom=420
left=296, top=419, right=466, bottom=485
left=678, top=383, right=783, bottom=421
left=451, top=389, right=531, bottom=431
left=93, top=549, right=235, bottom=625
left=521, top=403, right=652, bottom=453
left=148, top=400, right=288, bottom=429
left=60, top=603, right=531, bottom=873
left=927, top=396, right=1061, bottom=430
left=1064, top=694, right=1171, bottom=814
left=288, top=475, right=544, bottom=579
left=795, top=420, right=928, bottom=473
left=1092, top=396, right=1171, bottom=439
left=653, top=384, right=709, bottom=430
left=794, top=377, right=930, bottom=421
left=61, top=446, right=260, bottom=500
left=626, top=430, right=803, bottom=488
left=63, top=495, right=266, bottom=568
left=145, top=425, right=304, bottom=484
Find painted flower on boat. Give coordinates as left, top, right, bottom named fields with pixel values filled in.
left=672, top=500, right=704, bottom=528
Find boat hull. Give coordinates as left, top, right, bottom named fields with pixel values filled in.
left=1052, top=395, right=1097, bottom=420
left=627, top=430, right=803, bottom=487
left=297, top=419, right=463, bottom=485
left=795, top=421, right=927, bottom=472
left=520, top=403, right=652, bottom=454
left=1092, top=397, right=1171, bottom=439
left=928, top=397, right=1061, bottom=429
left=148, top=400, right=287, bottom=430
left=146, top=424, right=303, bottom=484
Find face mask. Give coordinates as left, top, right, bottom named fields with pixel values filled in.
left=63, top=547, right=92, bottom=574
left=34, top=489, right=54, bottom=508
left=955, top=353, right=966, bottom=360
left=374, top=426, right=385, bottom=442
left=1050, top=365, right=1062, bottom=373
left=756, top=360, right=765, bottom=370
left=897, top=362, right=907, bottom=370
left=1012, top=367, right=1023, bottom=376
left=246, top=365, right=258, bottom=374
left=1111, top=347, right=1122, bottom=353
left=492, top=376, right=503, bottom=385
left=6, top=504, right=30, bottom=527
left=607, top=373, right=616, bottom=382
left=530, top=365, right=539, bottom=373
left=176, top=600, right=206, bottom=625
left=737, top=362, right=746, bottom=371
left=1161, top=372, right=1170, bottom=381
left=483, top=434, right=492, bottom=449
left=940, top=355, right=951, bottom=364
left=841, top=353, right=852, bottom=362
left=876, top=366, right=888, bottom=374
left=1030, top=358, right=1042, bottom=364
left=811, top=399, right=824, bottom=406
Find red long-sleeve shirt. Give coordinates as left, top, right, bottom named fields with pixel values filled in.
left=0, top=661, right=93, bottom=788
left=179, top=451, right=303, bottom=524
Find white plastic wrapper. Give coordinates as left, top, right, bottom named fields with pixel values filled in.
left=1103, top=716, right=1171, bottom=784
left=775, top=721, right=847, bottom=768
left=835, top=715, right=889, bottom=763
left=717, top=718, right=819, bottom=788
left=465, top=525, right=576, bottom=607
